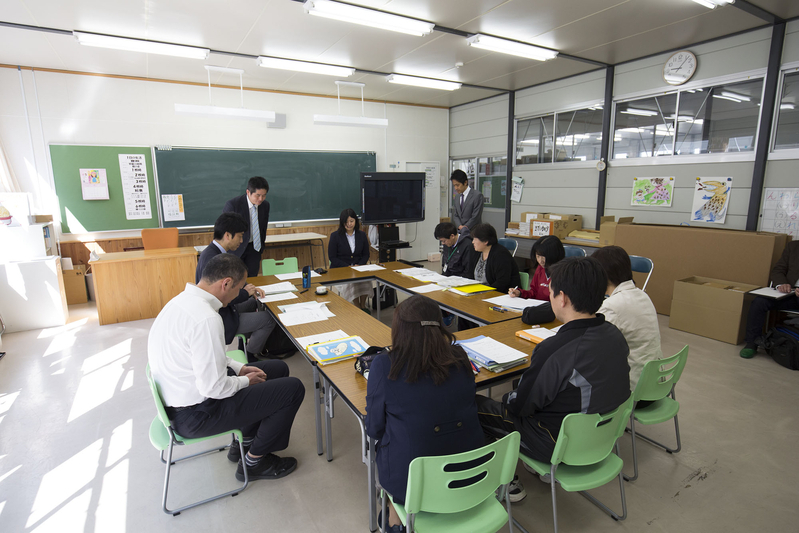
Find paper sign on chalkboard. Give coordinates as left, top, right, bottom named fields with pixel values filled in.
left=761, top=188, right=799, bottom=240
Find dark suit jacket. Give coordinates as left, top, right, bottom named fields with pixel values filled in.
left=481, top=244, right=521, bottom=294
left=365, top=350, right=484, bottom=504
left=195, top=242, right=249, bottom=344
left=442, top=232, right=478, bottom=279
left=328, top=230, right=370, bottom=268
left=452, top=187, right=484, bottom=231
left=223, top=193, right=270, bottom=257
left=771, top=241, right=799, bottom=287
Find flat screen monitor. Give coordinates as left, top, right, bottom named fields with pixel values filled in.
left=361, top=172, right=425, bottom=224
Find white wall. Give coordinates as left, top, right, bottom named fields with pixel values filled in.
left=0, top=67, right=448, bottom=259
left=449, top=94, right=509, bottom=158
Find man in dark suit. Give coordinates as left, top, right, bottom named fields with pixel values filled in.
left=450, top=169, right=484, bottom=233
left=197, top=212, right=276, bottom=362
left=224, top=176, right=270, bottom=277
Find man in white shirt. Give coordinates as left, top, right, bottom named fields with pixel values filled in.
left=148, top=253, right=305, bottom=481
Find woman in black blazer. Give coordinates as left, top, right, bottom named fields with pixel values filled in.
left=365, top=295, right=483, bottom=532
left=471, top=223, right=521, bottom=294
left=328, top=208, right=372, bottom=310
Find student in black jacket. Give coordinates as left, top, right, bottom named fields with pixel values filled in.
left=471, top=223, right=520, bottom=294
left=328, top=208, right=372, bottom=311
left=434, top=222, right=477, bottom=278
left=196, top=213, right=275, bottom=362
left=477, top=257, right=630, bottom=502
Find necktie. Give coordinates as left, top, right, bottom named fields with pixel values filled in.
left=460, top=194, right=464, bottom=209
left=251, top=205, right=261, bottom=252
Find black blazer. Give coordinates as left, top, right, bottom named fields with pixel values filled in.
left=365, top=351, right=484, bottom=504
left=328, top=230, right=370, bottom=268
left=223, top=193, right=270, bottom=258
left=442, top=234, right=478, bottom=279
left=479, top=244, right=521, bottom=294
left=195, top=243, right=249, bottom=344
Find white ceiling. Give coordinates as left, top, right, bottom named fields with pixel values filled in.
left=0, top=0, right=796, bottom=108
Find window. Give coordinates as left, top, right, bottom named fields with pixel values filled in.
left=555, top=108, right=604, bottom=162
left=774, top=70, right=799, bottom=150
left=516, top=115, right=554, bottom=164
left=613, top=77, right=764, bottom=159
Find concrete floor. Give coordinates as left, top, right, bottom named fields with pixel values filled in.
left=1, top=284, right=798, bottom=533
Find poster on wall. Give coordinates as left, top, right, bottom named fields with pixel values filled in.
left=691, top=177, right=732, bottom=224
left=510, top=177, right=524, bottom=203
left=162, top=194, right=185, bottom=222
left=630, top=177, right=674, bottom=207
left=761, top=188, right=799, bottom=240
left=118, top=154, right=152, bottom=220
left=482, top=181, right=492, bottom=204
left=79, top=168, right=109, bottom=200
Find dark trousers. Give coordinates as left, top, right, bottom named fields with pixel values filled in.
left=476, top=395, right=556, bottom=463
left=171, top=360, right=305, bottom=457
left=744, top=294, right=799, bottom=344
left=240, top=242, right=262, bottom=277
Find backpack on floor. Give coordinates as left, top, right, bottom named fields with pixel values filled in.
left=764, top=325, right=799, bottom=370
left=264, top=327, right=297, bottom=358
left=372, top=286, right=396, bottom=311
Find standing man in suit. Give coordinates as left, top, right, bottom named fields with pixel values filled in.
left=450, top=169, right=484, bottom=233
left=197, top=212, right=277, bottom=362
left=224, top=176, right=270, bottom=277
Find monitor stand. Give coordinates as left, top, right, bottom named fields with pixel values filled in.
left=377, top=224, right=410, bottom=262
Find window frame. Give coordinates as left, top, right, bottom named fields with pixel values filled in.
left=769, top=63, right=799, bottom=159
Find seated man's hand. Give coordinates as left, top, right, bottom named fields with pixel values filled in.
left=240, top=365, right=267, bottom=385
left=777, top=284, right=792, bottom=293
left=244, top=283, right=266, bottom=298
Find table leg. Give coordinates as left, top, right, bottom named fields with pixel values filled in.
left=365, top=424, right=378, bottom=532
left=313, top=365, right=324, bottom=456
left=376, top=280, right=381, bottom=322
left=325, top=380, right=334, bottom=462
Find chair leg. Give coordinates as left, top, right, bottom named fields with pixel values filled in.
left=380, top=490, right=387, bottom=533
left=578, top=444, right=627, bottom=522
left=623, top=414, right=640, bottom=482
left=550, top=464, right=559, bottom=533
left=502, top=482, right=516, bottom=533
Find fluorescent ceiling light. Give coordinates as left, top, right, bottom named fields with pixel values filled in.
left=713, top=94, right=741, bottom=102
left=257, top=57, right=354, bottom=77
left=620, top=107, right=658, bottom=116
left=303, top=0, right=434, bottom=36
left=386, top=74, right=461, bottom=91
left=519, top=139, right=540, bottom=144
left=619, top=127, right=647, bottom=133
left=721, top=90, right=750, bottom=102
left=689, top=0, right=734, bottom=8
left=174, top=104, right=276, bottom=122
left=466, top=34, right=558, bottom=61
left=313, top=114, right=388, bottom=128
left=73, top=31, right=209, bottom=59
left=781, top=103, right=796, bottom=110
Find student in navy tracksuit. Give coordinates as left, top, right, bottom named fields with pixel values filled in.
left=366, top=295, right=484, bottom=532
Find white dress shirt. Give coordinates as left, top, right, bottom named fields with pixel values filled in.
left=598, top=280, right=662, bottom=391
left=246, top=195, right=256, bottom=244
left=461, top=186, right=471, bottom=203
left=148, top=283, right=248, bottom=407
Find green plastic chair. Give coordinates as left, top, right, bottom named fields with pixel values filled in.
left=146, top=365, right=248, bottom=516
left=261, top=257, right=299, bottom=276
left=227, top=348, right=248, bottom=365
left=519, top=272, right=530, bottom=291
left=381, top=431, right=520, bottom=533
left=624, top=345, right=689, bottom=481
left=517, top=395, right=634, bottom=533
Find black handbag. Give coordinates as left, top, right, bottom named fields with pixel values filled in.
left=354, top=346, right=388, bottom=378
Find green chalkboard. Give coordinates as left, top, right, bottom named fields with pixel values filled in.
left=50, top=145, right=159, bottom=233
left=154, top=147, right=376, bottom=228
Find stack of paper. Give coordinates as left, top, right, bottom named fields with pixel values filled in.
left=259, top=292, right=298, bottom=303
left=352, top=264, right=385, bottom=272
left=409, top=284, right=445, bottom=294
left=457, top=336, right=528, bottom=372
left=258, top=281, right=299, bottom=295
left=295, top=330, right=349, bottom=350
left=749, top=287, right=793, bottom=299
left=277, top=301, right=335, bottom=326
left=437, top=276, right=478, bottom=288
left=306, top=335, right=369, bottom=365
left=396, top=267, right=435, bottom=277
left=274, top=271, right=321, bottom=281
left=484, top=294, right=548, bottom=311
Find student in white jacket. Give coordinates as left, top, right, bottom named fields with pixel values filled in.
left=592, top=246, right=662, bottom=391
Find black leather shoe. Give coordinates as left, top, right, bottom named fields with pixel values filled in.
left=236, top=453, right=297, bottom=481
left=227, top=441, right=250, bottom=463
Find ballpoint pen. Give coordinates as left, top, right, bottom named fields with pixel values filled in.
left=489, top=306, right=507, bottom=312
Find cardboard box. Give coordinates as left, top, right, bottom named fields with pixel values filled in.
left=31, top=214, right=54, bottom=223
left=521, top=212, right=544, bottom=224
left=63, top=264, right=88, bottom=305
left=669, top=276, right=760, bottom=344
left=599, top=216, right=634, bottom=246
left=527, top=214, right=582, bottom=239
left=614, top=224, right=790, bottom=315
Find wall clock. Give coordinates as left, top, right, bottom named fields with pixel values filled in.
left=663, top=50, right=697, bottom=86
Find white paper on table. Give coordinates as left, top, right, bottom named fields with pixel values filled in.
left=258, top=281, right=298, bottom=295
left=259, top=292, right=299, bottom=303
left=279, top=310, right=329, bottom=327
left=274, top=271, right=321, bottom=281
left=278, top=301, right=335, bottom=317
left=521, top=327, right=557, bottom=341
left=396, top=267, right=435, bottom=277
left=749, top=287, right=793, bottom=299
left=412, top=272, right=449, bottom=283
left=460, top=336, right=527, bottom=364
left=295, top=330, right=349, bottom=350
left=352, top=264, right=385, bottom=272
left=436, top=276, right=477, bottom=288
left=410, top=284, right=445, bottom=294
left=484, top=294, right=548, bottom=310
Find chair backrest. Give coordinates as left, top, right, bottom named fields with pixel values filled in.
left=634, top=345, right=689, bottom=402
left=261, top=257, right=299, bottom=275
left=563, top=246, right=586, bottom=258
left=146, top=364, right=172, bottom=431
left=497, top=238, right=518, bottom=257
left=552, top=395, right=634, bottom=467
left=519, top=271, right=530, bottom=291
left=629, top=255, right=654, bottom=292
left=141, top=228, right=179, bottom=250
left=404, top=431, right=520, bottom=516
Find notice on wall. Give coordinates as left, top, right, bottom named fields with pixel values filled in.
left=162, top=194, right=185, bottom=222
left=761, top=188, right=799, bottom=240
left=422, top=163, right=439, bottom=188
left=501, top=180, right=507, bottom=196
left=691, top=177, right=732, bottom=224
left=482, top=181, right=492, bottom=204
left=510, top=176, right=524, bottom=203
left=118, top=154, right=152, bottom=220
left=79, top=168, right=109, bottom=200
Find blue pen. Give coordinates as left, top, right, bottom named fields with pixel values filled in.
left=489, top=306, right=507, bottom=313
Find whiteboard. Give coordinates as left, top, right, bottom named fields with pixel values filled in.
left=761, top=188, right=799, bottom=240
